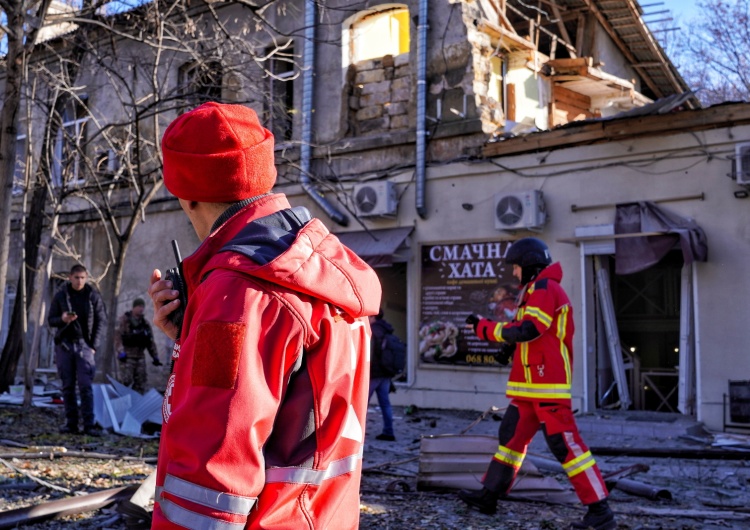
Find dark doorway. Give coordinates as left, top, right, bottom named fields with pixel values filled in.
left=611, top=250, right=683, bottom=412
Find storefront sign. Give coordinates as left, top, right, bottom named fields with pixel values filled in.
left=420, top=241, right=517, bottom=367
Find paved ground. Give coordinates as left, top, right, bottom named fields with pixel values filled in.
left=2, top=400, right=750, bottom=529
left=361, top=403, right=750, bottom=529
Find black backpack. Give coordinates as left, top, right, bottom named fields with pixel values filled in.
left=380, top=332, right=406, bottom=377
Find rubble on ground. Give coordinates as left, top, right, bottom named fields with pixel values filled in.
left=0, top=400, right=749, bottom=529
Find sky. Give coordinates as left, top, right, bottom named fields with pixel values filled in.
left=643, top=0, right=701, bottom=27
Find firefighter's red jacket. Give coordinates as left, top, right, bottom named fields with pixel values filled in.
left=476, top=262, right=574, bottom=403
left=153, top=193, right=382, bottom=529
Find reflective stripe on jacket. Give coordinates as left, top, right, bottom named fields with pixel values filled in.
left=476, top=262, right=574, bottom=403
left=152, top=194, right=382, bottom=529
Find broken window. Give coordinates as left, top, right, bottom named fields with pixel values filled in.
left=343, top=6, right=410, bottom=67
left=52, top=99, right=89, bottom=187
left=13, top=135, right=27, bottom=195
left=265, top=45, right=295, bottom=143
left=343, top=6, right=412, bottom=137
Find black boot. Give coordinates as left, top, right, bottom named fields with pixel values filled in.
left=570, top=499, right=616, bottom=530
left=458, top=487, right=499, bottom=515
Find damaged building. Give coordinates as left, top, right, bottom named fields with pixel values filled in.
left=2, top=0, right=750, bottom=435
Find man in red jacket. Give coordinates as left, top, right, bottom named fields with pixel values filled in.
left=459, top=238, right=615, bottom=530
left=148, top=102, right=381, bottom=529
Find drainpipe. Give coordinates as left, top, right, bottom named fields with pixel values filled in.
left=415, top=0, right=429, bottom=219
left=300, top=0, right=348, bottom=226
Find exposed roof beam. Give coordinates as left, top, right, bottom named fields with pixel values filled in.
left=593, top=0, right=686, bottom=96
left=482, top=103, right=750, bottom=159
left=578, top=0, right=665, bottom=98
left=548, top=0, right=576, bottom=58
left=476, top=18, right=536, bottom=51
left=506, top=2, right=578, bottom=57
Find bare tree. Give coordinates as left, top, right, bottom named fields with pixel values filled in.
left=0, top=0, right=55, bottom=346
left=663, top=0, right=750, bottom=106
left=1, top=0, right=312, bottom=386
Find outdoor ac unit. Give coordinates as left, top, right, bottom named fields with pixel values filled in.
left=494, top=190, right=547, bottom=231
left=736, top=143, right=750, bottom=185
left=352, top=181, right=398, bottom=217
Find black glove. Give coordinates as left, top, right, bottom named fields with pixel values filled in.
left=494, top=342, right=516, bottom=366
left=152, top=357, right=163, bottom=367
left=465, top=314, right=480, bottom=332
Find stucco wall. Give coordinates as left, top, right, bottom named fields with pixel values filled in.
left=347, top=120, right=747, bottom=431
left=265, top=113, right=744, bottom=429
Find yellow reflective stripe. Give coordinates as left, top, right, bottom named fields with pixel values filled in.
left=521, top=342, right=531, bottom=382
left=493, top=445, right=525, bottom=469
left=507, top=382, right=571, bottom=399
left=557, top=305, right=572, bottom=384
left=492, top=321, right=506, bottom=342
left=563, top=451, right=596, bottom=477
left=524, top=306, right=552, bottom=327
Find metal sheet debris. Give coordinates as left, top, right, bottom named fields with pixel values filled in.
left=417, top=434, right=579, bottom=504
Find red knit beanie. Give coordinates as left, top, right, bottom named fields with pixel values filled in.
left=161, top=102, right=277, bottom=202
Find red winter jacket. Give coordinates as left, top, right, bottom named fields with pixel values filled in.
left=476, top=262, right=574, bottom=404
left=153, top=194, right=381, bottom=529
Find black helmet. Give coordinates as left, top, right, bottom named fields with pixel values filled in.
left=505, top=237, right=552, bottom=268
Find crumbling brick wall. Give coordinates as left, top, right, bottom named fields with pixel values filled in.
left=347, top=53, right=411, bottom=136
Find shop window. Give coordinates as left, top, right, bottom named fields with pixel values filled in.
left=265, top=45, right=295, bottom=142
left=343, top=5, right=410, bottom=67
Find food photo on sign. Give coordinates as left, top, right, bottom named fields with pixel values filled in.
left=419, top=240, right=518, bottom=367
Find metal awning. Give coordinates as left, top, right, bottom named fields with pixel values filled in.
left=336, top=227, right=413, bottom=268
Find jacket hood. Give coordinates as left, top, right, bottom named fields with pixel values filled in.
left=185, top=194, right=381, bottom=318
left=536, top=262, right=563, bottom=283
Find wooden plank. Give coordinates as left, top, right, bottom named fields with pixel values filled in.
left=554, top=84, right=591, bottom=107
left=554, top=100, right=593, bottom=124
left=547, top=57, right=593, bottom=69
left=549, top=0, right=576, bottom=58
left=488, top=0, right=515, bottom=32
left=482, top=103, right=750, bottom=158
left=476, top=19, right=535, bottom=51
left=506, top=83, right=516, bottom=121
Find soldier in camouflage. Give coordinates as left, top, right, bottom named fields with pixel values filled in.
left=115, top=298, right=162, bottom=393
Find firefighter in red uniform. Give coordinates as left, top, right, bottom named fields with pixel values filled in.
left=148, top=102, right=381, bottom=529
left=459, top=238, right=616, bottom=530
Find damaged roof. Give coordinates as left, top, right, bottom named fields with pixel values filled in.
left=552, top=0, right=690, bottom=101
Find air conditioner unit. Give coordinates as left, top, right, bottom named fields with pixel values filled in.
left=736, top=143, right=750, bottom=185
left=494, top=190, right=547, bottom=231
left=352, top=181, right=398, bottom=217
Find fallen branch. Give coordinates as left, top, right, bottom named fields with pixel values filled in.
left=0, top=458, right=71, bottom=494
left=590, top=446, right=750, bottom=460
left=0, top=439, right=28, bottom=448
left=459, top=406, right=505, bottom=435
left=363, top=456, right=418, bottom=472
left=624, top=505, right=750, bottom=521
left=0, top=451, right=156, bottom=463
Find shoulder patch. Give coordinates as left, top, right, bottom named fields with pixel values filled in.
left=192, top=321, right=246, bottom=388
left=534, top=278, right=549, bottom=290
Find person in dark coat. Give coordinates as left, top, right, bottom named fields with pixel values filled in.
left=115, top=297, right=162, bottom=393
left=369, top=309, right=396, bottom=441
left=48, top=264, right=107, bottom=435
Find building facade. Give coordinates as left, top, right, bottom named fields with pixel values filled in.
left=4, top=0, right=750, bottom=431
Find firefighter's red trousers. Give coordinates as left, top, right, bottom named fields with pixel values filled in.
left=483, top=399, right=609, bottom=505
